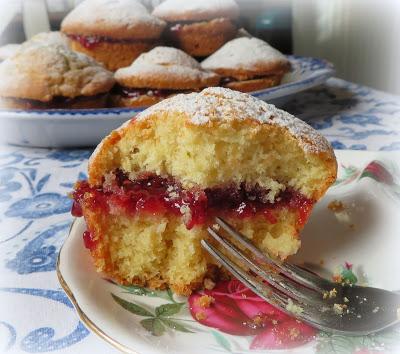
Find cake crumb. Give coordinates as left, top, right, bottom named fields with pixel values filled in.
left=195, top=311, right=207, bottom=321
left=328, top=200, right=346, bottom=212
left=343, top=297, right=349, bottom=303
left=286, top=299, right=303, bottom=315
left=195, top=295, right=215, bottom=308
left=372, top=307, right=380, bottom=313
left=212, top=223, right=220, bottom=231
left=253, top=315, right=264, bottom=326
left=203, top=278, right=216, bottom=290
left=289, top=327, right=301, bottom=339
left=333, top=303, right=347, bottom=315
left=323, top=288, right=337, bottom=299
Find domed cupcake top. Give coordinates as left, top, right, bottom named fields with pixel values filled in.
left=137, top=87, right=332, bottom=154
left=61, top=0, right=166, bottom=40
left=114, top=46, right=220, bottom=89
left=152, top=0, right=239, bottom=21
left=201, top=37, right=290, bottom=79
left=0, top=44, right=115, bottom=102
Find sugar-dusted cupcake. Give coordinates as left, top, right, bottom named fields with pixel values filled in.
left=61, top=0, right=166, bottom=71
left=111, top=46, right=220, bottom=107
left=0, top=44, right=115, bottom=109
left=201, top=37, right=291, bottom=92
left=152, top=0, right=239, bottom=57
left=72, top=87, right=337, bottom=295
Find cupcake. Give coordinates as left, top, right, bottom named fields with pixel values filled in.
left=0, top=44, right=115, bottom=109
left=152, top=0, right=239, bottom=57
left=201, top=37, right=291, bottom=92
left=72, top=87, right=337, bottom=295
left=61, top=0, right=166, bottom=71
left=111, top=46, right=220, bottom=107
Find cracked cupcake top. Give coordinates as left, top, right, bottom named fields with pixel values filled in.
left=0, top=44, right=115, bottom=102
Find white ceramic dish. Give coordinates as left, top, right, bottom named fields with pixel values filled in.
left=58, top=150, right=400, bottom=354
left=0, top=56, right=334, bottom=148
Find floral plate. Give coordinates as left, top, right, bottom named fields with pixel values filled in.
left=57, top=150, right=400, bottom=354
left=0, top=56, right=333, bottom=148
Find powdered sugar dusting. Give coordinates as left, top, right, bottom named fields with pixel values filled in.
left=137, top=87, right=332, bottom=153
left=201, top=37, right=288, bottom=72
left=152, top=0, right=239, bottom=21
left=62, top=0, right=165, bottom=36
left=115, top=46, right=218, bottom=86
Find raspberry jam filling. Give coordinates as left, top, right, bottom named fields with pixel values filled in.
left=112, top=85, right=190, bottom=99
left=72, top=171, right=314, bottom=232
left=67, top=34, right=155, bottom=49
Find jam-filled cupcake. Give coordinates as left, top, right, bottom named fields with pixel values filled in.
left=111, top=46, right=220, bottom=107
left=72, top=87, right=337, bottom=295
left=152, top=0, right=239, bottom=57
left=201, top=37, right=291, bottom=92
left=0, top=44, right=115, bottom=109
left=61, top=0, right=166, bottom=71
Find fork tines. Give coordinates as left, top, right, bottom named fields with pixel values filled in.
left=202, top=217, right=331, bottom=326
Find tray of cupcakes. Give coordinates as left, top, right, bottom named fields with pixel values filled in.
left=0, top=0, right=334, bottom=147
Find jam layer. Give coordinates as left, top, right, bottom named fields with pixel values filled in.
left=68, top=34, right=156, bottom=49
left=112, top=85, right=191, bottom=99
left=72, top=171, right=314, bottom=230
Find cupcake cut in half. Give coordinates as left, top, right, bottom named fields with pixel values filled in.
left=201, top=37, right=291, bottom=92
left=61, top=0, right=166, bottom=71
left=72, top=87, right=337, bottom=295
left=111, top=46, right=220, bottom=107
left=0, top=44, right=115, bottom=109
left=152, top=0, right=239, bottom=57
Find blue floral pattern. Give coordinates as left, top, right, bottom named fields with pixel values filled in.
left=0, top=77, right=400, bottom=353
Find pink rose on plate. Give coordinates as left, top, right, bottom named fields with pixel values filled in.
left=189, top=279, right=316, bottom=350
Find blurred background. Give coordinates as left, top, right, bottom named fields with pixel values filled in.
left=1, top=0, right=400, bottom=94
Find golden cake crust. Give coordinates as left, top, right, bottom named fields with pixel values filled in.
left=61, top=0, right=166, bottom=40
left=152, top=0, right=239, bottom=21
left=166, top=18, right=237, bottom=57
left=224, top=75, right=283, bottom=92
left=201, top=37, right=291, bottom=80
left=88, top=87, right=337, bottom=200
left=0, top=44, right=115, bottom=102
left=109, top=92, right=166, bottom=108
left=69, top=39, right=157, bottom=71
left=114, top=46, right=220, bottom=89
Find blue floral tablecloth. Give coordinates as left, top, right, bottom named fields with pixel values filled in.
left=0, top=78, right=400, bottom=354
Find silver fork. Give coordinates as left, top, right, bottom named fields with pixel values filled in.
left=201, top=217, right=400, bottom=336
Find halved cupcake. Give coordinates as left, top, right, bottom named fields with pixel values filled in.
left=72, top=87, right=337, bottom=295
left=152, top=0, right=239, bottom=57
left=0, top=44, right=115, bottom=109
left=201, top=37, right=291, bottom=92
left=110, top=46, right=220, bottom=107
left=61, top=0, right=166, bottom=71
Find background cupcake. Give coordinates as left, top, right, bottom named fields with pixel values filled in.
left=152, top=0, right=239, bottom=57
left=61, top=0, right=166, bottom=71
left=201, top=37, right=291, bottom=92
left=0, top=44, right=115, bottom=109
left=111, top=46, right=220, bottom=107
